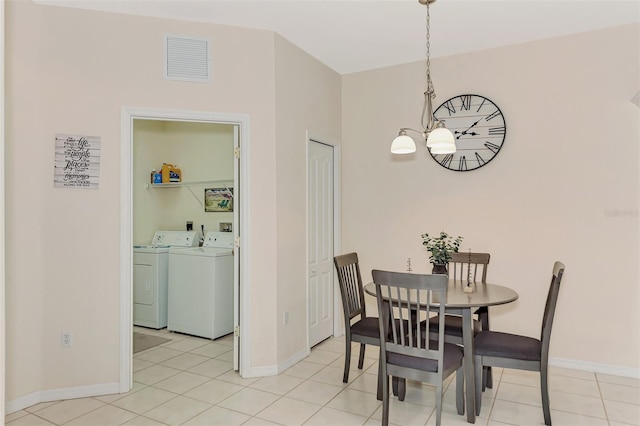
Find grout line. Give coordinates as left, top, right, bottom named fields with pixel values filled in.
left=484, top=368, right=502, bottom=425
left=594, top=373, right=612, bottom=426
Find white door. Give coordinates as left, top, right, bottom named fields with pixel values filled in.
left=308, top=140, right=334, bottom=347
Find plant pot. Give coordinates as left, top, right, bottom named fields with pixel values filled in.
left=432, top=263, right=448, bottom=275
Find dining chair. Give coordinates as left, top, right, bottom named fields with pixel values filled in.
left=333, top=252, right=380, bottom=383
left=474, top=261, right=565, bottom=425
left=372, top=269, right=465, bottom=426
left=429, top=252, right=492, bottom=386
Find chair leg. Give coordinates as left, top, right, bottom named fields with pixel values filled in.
left=541, top=365, right=552, bottom=425
left=397, top=378, right=406, bottom=401
left=391, top=376, right=407, bottom=400
left=482, top=367, right=486, bottom=391
left=435, top=381, right=443, bottom=426
left=484, top=366, right=493, bottom=389
left=381, top=374, right=390, bottom=426
left=482, top=366, right=493, bottom=390
left=343, top=336, right=352, bottom=383
left=358, top=343, right=366, bottom=369
left=456, top=366, right=465, bottom=416
left=377, top=347, right=383, bottom=401
left=474, top=355, right=483, bottom=416
left=478, top=308, right=493, bottom=389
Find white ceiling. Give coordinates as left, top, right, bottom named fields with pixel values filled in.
left=35, top=0, right=640, bottom=75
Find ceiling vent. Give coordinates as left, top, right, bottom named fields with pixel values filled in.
left=164, top=35, right=210, bottom=83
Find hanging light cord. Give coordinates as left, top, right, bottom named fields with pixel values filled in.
left=425, top=0, right=433, bottom=97
left=421, top=0, right=436, bottom=135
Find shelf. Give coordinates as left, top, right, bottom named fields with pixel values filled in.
left=145, top=179, right=234, bottom=208
left=145, top=179, right=233, bottom=189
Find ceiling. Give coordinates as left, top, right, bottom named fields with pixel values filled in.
left=35, top=0, right=640, bottom=75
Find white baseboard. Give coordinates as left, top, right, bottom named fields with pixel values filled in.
left=241, top=364, right=278, bottom=378
left=6, top=382, right=120, bottom=414
left=277, top=347, right=309, bottom=374
left=550, top=357, right=640, bottom=379
left=235, top=347, right=310, bottom=378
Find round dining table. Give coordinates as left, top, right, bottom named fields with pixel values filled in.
left=364, top=280, right=519, bottom=423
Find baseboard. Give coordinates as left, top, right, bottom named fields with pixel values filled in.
left=241, top=364, right=279, bottom=378
left=550, top=356, right=640, bottom=379
left=6, top=382, right=120, bottom=414
left=277, top=347, right=309, bottom=374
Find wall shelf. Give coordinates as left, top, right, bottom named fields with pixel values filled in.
left=145, top=179, right=234, bottom=208
left=144, top=179, right=233, bottom=189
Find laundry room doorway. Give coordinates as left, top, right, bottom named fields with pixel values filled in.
left=120, top=107, right=250, bottom=392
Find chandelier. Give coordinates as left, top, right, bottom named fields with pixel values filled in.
left=390, top=0, right=456, bottom=155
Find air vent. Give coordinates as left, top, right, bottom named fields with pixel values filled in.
left=164, top=35, right=210, bottom=83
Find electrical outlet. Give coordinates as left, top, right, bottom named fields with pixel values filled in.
left=283, top=311, right=289, bottom=326
left=61, top=331, right=73, bottom=347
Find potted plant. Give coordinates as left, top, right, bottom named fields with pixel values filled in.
left=421, top=231, right=463, bottom=274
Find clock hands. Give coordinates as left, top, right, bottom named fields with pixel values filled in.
left=455, top=130, right=478, bottom=139
left=454, top=119, right=481, bottom=139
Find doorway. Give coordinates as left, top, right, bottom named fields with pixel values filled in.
left=120, top=107, right=250, bottom=392
left=131, top=119, right=234, bottom=344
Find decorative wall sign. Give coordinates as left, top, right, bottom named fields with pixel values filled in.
left=204, top=188, right=233, bottom=212
left=54, top=134, right=101, bottom=189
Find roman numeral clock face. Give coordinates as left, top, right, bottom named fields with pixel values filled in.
left=430, top=94, right=506, bottom=171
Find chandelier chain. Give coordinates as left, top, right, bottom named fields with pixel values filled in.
left=425, top=0, right=433, bottom=94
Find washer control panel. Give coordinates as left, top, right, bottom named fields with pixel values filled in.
left=151, top=231, right=199, bottom=247
left=203, top=232, right=234, bottom=248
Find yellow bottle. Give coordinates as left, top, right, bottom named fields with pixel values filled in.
left=161, top=163, right=182, bottom=183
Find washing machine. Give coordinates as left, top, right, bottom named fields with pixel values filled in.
left=168, top=231, right=234, bottom=339
left=133, top=231, right=198, bottom=329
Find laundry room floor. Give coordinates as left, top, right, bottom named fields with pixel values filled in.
left=5, top=327, right=639, bottom=425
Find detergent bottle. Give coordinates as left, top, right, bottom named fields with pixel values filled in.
left=161, top=163, right=182, bottom=183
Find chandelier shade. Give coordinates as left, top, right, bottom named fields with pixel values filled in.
left=390, top=131, right=417, bottom=154
left=426, top=122, right=455, bottom=153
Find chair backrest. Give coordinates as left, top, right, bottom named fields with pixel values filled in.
left=334, top=253, right=367, bottom=321
left=371, top=270, right=449, bottom=374
left=540, top=261, right=565, bottom=359
left=449, top=252, right=490, bottom=283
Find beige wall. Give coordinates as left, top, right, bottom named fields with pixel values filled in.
left=342, top=24, right=640, bottom=370
left=5, top=0, right=280, bottom=403
left=274, top=35, right=342, bottom=365
left=133, top=120, right=235, bottom=244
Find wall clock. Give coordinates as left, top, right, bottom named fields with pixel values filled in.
left=429, top=94, right=506, bottom=172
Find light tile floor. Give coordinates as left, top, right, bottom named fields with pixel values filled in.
left=6, top=327, right=640, bottom=426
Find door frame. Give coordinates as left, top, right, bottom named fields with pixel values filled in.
left=120, top=107, right=251, bottom=391
left=0, top=1, right=6, bottom=420
left=306, top=131, right=342, bottom=351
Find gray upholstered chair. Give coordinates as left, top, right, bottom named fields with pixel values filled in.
left=372, top=269, right=465, bottom=426
left=429, top=252, right=492, bottom=385
left=333, top=253, right=379, bottom=383
left=474, top=261, right=565, bottom=425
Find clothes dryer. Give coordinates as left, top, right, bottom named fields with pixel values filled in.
left=133, top=231, right=198, bottom=329
left=168, top=232, right=234, bottom=339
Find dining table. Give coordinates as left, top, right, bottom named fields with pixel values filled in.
left=364, top=279, right=519, bottom=423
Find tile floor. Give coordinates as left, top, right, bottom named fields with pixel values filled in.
left=6, top=327, right=640, bottom=426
